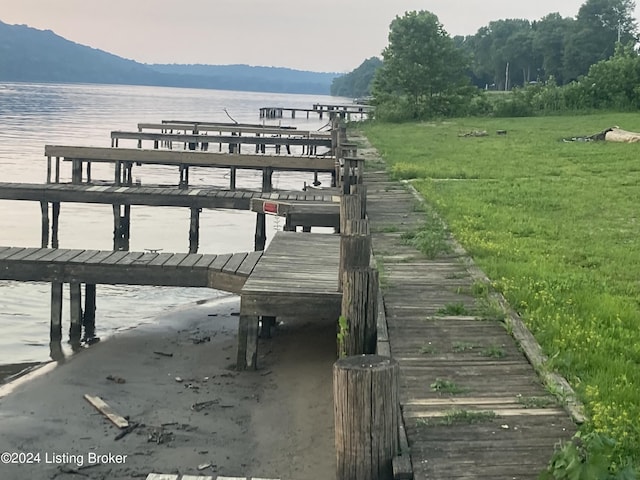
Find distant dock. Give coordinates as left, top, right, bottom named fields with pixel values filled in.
left=259, top=103, right=373, bottom=120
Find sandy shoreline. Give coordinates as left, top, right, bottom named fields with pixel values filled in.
left=0, top=296, right=336, bottom=480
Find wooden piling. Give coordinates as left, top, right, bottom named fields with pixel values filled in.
left=113, top=204, right=131, bottom=251
left=236, top=314, right=259, bottom=370
left=334, top=355, right=399, bottom=480
left=340, top=194, right=363, bottom=233
left=341, top=266, right=378, bottom=354
left=339, top=233, right=371, bottom=290
left=40, top=201, right=49, bottom=248
left=50, top=282, right=63, bottom=341
left=189, top=207, right=200, bottom=254
left=51, top=202, right=60, bottom=249
left=262, top=167, right=273, bottom=193
left=83, top=284, right=96, bottom=340
left=229, top=166, right=237, bottom=190
left=254, top=213, right=266, bottom=251
left=69, top=282, right=83, bottom=343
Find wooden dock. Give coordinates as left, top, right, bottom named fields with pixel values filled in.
left=0, top=182, right=338, bottom=210
left=364, top=158, right=577, bottom=476
left=259, top=104, right=373, bottom=120
left=237, top=231, right=341, bottom=369
left=0, top=246, right=261, bottom=293
left=44, top=145, right=336, bottom=187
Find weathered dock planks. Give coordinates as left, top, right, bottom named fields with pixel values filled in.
left=241, top=231, right=341, bottom=318
left=0, top=246, right=260, bottom=294
left=0, top=182, right=338, bottom=210
left=364, top=163, right=577, bottom=478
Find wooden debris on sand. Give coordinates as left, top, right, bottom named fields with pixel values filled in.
left=83, top=394, right=129, bottom=428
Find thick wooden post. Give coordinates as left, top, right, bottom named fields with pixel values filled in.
left=334, top=355, right=399, bottom=480
left=40, top=201, right=49, bottom=248
left=254, top=213, right=266, bottom=251
left=50, top=282, right=63, bottom=342
left=340, top=194, right=363, bottom=233
left=350, top=184, right=367, bottom=220
left=229, top=166, right=237, bottom=190
left=262, top=167, right=273, bottom=193
left=69, top=283, right=83, bottom=344
left=189, top=207, right=200, bottom=254
left=83, top=284, right=97, bottom=341
left=339, top=233, right=371, bottom=291
left=71, top=160, right=83, bottom=184
left=341, top=267, right=378, bottom=355
left=51, top=202, right=60, bottom=249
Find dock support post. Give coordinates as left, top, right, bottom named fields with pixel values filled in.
left=260, top=316, right=276, bottom=338
left=236, top=314, right=260, bottom=370
left=71, top=160, right=83, bottom=184
left=113, top=204, right=131, bottom=251
left=179, top=165, right=189, bottom=188
left=254, top=213, right=266, bottom=251
left=341, top=266, right=378, bottom=354
left=51, top=202, right=60, bottom=249
left=83, top=284, right=96, bottom=341
left=69, top=282, right=83, bottom=344
left=340, top=194, right=363, bottom=233
left=50, top=282, right=63, bottom=342
left=334, top=355, right=399, bottom=480
left=262, top=167, right=273, bottom=193
left=230, top=167, right=237, bottom=190
left=189, top=207, right=200, bottom=254
left=40, top=201, right=49, bottom=248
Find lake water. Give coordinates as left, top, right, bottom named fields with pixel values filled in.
left=0, top=82, right=345, bottom=367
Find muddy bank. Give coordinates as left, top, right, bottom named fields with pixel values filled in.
left=0, top=296, right=336, bottom=480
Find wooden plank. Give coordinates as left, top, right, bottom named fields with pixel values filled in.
left=37, top=248, right=78, bottom=263
left=145, top=475, right=179, bottom=480
left=99, top=251, right=130, bottom=265
left=115, top=252, right=145, bottom=266
left=83, top=394, right=129, bottom=428
left=208, top=253, right=232, bottom=271
left=147, top=252, right=175, bottom=266
left=81, top=250, right=116, bottom=265
left=162, top=253, right=190, bottom=267
left=177, top=253, right=203, bottom=268
left=192, top=253, right=218, bottom=269
left=67, top=249, right=102, bottom=264
left=235, top=251, right=263, bottom=276
left=222, top=252, right=248, bottom=274
left=0, top=247, right=27, bottom=260
left=44, top=145, right=335, bottom=171
left=2, top=247, right=42, bottom=261
left=49, top=249, right=85, bottom=263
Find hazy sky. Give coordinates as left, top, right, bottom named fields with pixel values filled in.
left=2, top=0, right=639, bottom=72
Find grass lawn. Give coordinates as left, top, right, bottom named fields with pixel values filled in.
left=363, top=113, right=640, bottom=467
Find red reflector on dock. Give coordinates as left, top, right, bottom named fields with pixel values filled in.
left=263, top=202, right=278, bottom=214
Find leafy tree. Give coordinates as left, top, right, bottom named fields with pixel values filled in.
left=532, top=13, right=574, bottom=84
left=372, top=10, right=472, bottom=119
left=330, top=57, right=382, bottom=98
left=563, top=0, right=638, bottom=82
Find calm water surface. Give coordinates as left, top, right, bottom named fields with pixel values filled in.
left=0, top=82, right=345, bottom=366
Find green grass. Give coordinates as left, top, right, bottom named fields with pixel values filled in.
left=364, top=113, right=640, bottom=466
left=430, top=378, right=466, bottom=394
left=417, top=408, right=497, bottom=426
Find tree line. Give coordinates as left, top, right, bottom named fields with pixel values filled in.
left=333, top=0, right=640, bottom=120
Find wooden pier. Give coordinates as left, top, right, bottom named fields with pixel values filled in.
left=237, top=231, right=341, bottom=369
left=259, top=103, right=373, bottom=120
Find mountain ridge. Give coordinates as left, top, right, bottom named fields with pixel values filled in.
left=0, top=20, right=339, bottom=95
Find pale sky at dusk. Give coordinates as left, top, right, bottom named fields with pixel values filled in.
left=2, top=0, right=639, bottom=72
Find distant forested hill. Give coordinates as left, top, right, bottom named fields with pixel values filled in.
left=0, top=20, right=338, bottom=94
left=330, top=57, right=382, bottom=98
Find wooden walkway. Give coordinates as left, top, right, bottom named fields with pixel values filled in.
left=0, top=246, right=261, bottom=294
left=364, top=165, right=576, bottom=477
